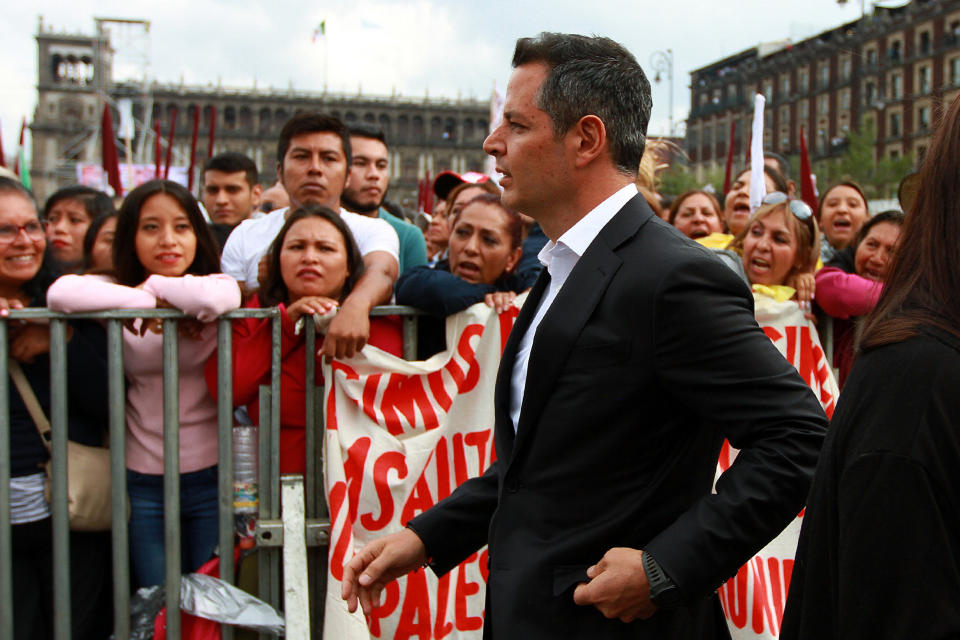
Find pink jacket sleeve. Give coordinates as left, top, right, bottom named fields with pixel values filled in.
left=142, top=274, right=242, bottom=322
left=815, top=266, right=883, bottom=319
left=47, top=274, right=157, bottom=311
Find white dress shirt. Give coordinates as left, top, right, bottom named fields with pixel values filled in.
left=509, top=183, right=639, bottom=432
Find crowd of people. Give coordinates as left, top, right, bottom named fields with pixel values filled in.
left=1, top=30, right=948, bottom=637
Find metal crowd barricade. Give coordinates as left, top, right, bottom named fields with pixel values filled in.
left=0, top=304, right=420, bottom=640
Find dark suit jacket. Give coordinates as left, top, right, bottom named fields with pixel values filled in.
left=408, top=194, right=828, bottom=639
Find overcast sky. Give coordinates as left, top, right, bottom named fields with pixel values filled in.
left=2, top=0, right=873, bottom=169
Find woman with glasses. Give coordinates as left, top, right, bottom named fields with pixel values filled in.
left=0, top=177, right=113, bottom=640
left=47, top=179, right=241, bottom=589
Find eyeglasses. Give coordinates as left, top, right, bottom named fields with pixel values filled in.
left=0, top=221, right=45, bottom=244
left=761, top=192, right=813, bottom=221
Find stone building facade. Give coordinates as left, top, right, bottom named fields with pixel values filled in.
left=685, top=0, right=960, bottom=179
left=30, top=21, right=491, bottom=205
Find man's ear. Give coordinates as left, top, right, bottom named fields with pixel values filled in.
left=570, top=114, right=607, bottom=169
left=251, top=184, right=263, bottom=209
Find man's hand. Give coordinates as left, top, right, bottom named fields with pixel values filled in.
left=341, top=528, right=428, bottom=616
left=10, top=323, right=53, bottom=364
left=572, top=547, right=658, bottom=622
left=321, top=298, right=369, bottom=360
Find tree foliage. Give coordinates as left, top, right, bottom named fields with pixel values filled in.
left=812, top=119, right=914, bottom=200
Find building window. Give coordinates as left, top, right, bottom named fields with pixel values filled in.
left=890, top=112, right=902, bottom=137
left=727, top=84, right=737, bottom=102
left=819, top=96, right=829, bottom=116
left=699, top=93, right=708, bottom=107
left=919, top=106, right=931, bottom=130
left=866, top=48, right=877, bottom=67
left=891, top=74, right=903, bottom=99
left=952, top=58, right=960, bottom=85
left=819, top=65, right=830, bottom=89
left=841, top=58, right=852, bottom=81
left=799, top=70, right=809, bottom=93
left=763, top=81, right=773, bottom=102
left=890, top=149, right=900, bottom=159
left=919, top=66, right=931, bottom=94
left=781, top=75, right=790, bottom=95
left=841, top=90, right=850, bottom=109
left=800, top=100, right=809, bottom=119
left=919, top=31, right=931, bottom=56
left=865, top=81, right=876, bottom=106
left=889, top=40, right=902, bottom=62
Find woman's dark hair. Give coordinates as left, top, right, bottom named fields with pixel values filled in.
left=452, top=193, right=524, bottom=250
left=445, top=181, right=501, bottom=216
left=42, top=185, right=115, bottom=223
left=0, top=177, right=58, bottom=303
left=860, top=93, right=960, bottom=350
left=853, top=210, right=906, bottom=251
left=667, top=189, right=722, bottom=225
left=82, top=211, right=118, bottom=271
left=259, top=204, right=365, bottom=307
left=816, top=181, right=868, bottom=220
left=729, top=165, right=790, bottom=196
left=113, top=180, right=221, bottom=286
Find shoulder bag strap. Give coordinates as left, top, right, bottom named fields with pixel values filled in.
left=8, top=358, right=53, bottom=452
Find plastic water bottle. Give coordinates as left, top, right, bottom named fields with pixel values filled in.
left=233, top=426, right=258, bottom=541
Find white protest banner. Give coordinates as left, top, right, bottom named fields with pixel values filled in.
left=719, top=294, right=838, bottom=639
left=323, top=296, right=525, bottom=639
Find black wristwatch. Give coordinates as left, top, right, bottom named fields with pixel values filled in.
left=642, top=551, right=684, bottom=608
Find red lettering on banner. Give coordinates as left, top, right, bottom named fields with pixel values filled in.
left=718, top=439, right=734, bottom=473
left=762, top=326, right=783, bottom=344
left=329, top=437, right=372, bottom=580
left=433, top=572, right=454, bottom=638
left=381, top=374, right=441, bottom=435
left=327, top=361, right=360, bottom=430
left=452, top=433, right=469, bottom=486
left=427, top=370, right=453, bottom=412
left=768, top=556, right=786, bottom=627
left=456, top=325, right=483, bottom=393
left=751, top=556, right=778, bottom=635
left=434, top=436, right=451, bottom=502
left=455, top=553, right=483, bottom=631
left=498, top=306, right=520, bottom=355
left=395, top=570, right=431, bottom=640
left=479, top=549, right=489, bottom=582
left=362, top=374, right=382, bottom=421
left=723, top=563, right=749, bottom=628
left=360, top=451, right=408, bottom=531
left=401, top=472, right=435, bottom=524
left=369, top=581, right=401, bottom=637
left=465, top=430, right=491, bottom=473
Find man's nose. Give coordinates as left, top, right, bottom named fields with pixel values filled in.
left=483, top=125, right=504, bottom=157
left=309, top=154, right=323, bottom=173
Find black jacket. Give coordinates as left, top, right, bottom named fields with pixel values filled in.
left=781, top=327, right=960, bottom=639
left=408, top=195, right=828, bottom=639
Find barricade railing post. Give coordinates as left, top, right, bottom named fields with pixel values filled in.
left=108, top=319, right=130, bottom=640
left=0, top=320, right=12, bottom=640
left=216, top=317, right=236, bottom=640
left=162, top=318, right=181, bottom=640
left=49, top=318, right=71, bottom=640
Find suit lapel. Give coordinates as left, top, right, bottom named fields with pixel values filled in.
left=511, top=195, right=651, bottom=457
left=494, top=268, right=551, bottom=453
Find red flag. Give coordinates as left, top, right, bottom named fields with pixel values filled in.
left=206, top=106, right=217, bottom=160
left=799, top=127, right=818, bottom=216
left=0, top=119, right=6, bottom=168
left=101, top=105, right=123, bottom=197
left=13, top=118, right=26, bottom=177
left=187, top=106, right=200, bottom=191
left=723, top=120, right=737, bottom=194
left=416, top=178, right=425, bottom=212
left=153, top=119, right=162, bottom=178
left=424, top=170, right=433, bottom=214
left=164, top=107, right=177, bottom=179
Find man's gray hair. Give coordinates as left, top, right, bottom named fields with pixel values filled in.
left=512, top=33, right=652, bottom=176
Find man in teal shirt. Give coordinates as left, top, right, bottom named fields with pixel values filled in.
left=342, top=125, right=427, bottom=274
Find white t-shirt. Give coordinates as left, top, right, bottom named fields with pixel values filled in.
left=220, top=206, right=399, bottom=288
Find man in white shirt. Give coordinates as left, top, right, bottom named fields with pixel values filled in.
left=221, top=112, right=399, bottom=358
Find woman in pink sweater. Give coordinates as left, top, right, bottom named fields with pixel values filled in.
left=48, top=180, right=241, bottom=587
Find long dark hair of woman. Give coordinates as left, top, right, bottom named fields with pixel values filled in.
left=859, top=94, right=960, bottom=350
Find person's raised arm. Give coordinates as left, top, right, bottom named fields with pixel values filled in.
left=321, top=250, right=397, bottom=359
left=47, top=274, right=157, bottom=311
left=142, top=273, right=241, bottom=322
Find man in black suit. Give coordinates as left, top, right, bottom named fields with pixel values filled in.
left=342, top=33, right=827, bottom=638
